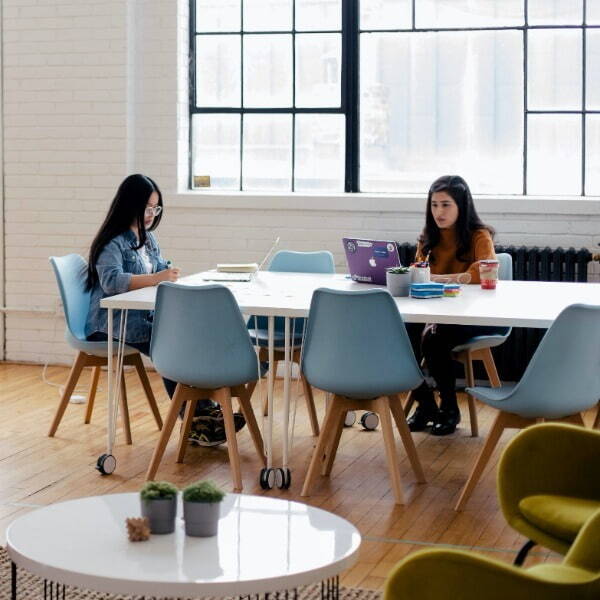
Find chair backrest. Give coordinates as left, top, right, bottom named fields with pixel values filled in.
left=269, top=250, right=335, bottom=274
left=510, top=304, right=600, bottom=417
left=251, top=250, right=336, bottom=336
left=301, top=288, right=423, bottom=399
left=151, top=282, right=258, bottom=388
left=497, top=252, right=513, bottom=281
left=49, top=254, right=90, bottom=342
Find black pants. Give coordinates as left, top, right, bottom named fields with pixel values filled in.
left=406, top=323, right=504, bottom=409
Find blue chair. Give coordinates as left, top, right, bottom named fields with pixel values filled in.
left=146, top=282, right=265, bottom=491
left=247, top=250, right=335, bottom=437
left=403, top=253, right=513, bottom=437
left=455, top=303, right=600, bottom=511
left=300, top=288, right=426, bottom=504
left=48, top=255, right=162, bottom=443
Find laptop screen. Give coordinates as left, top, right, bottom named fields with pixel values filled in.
left=343, top=238, right=401, bottom=285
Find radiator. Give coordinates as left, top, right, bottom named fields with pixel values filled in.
left=397, top=243, right=594, bottom=382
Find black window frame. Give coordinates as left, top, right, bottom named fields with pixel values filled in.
left=190, top=0, right=600, bottom=196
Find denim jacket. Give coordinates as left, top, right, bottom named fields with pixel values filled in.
left=85, top=230, right=168, bottom=343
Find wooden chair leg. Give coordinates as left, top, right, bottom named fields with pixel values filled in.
left=547, top=413, right=586, bottom=426
left=321, top=405, right=346, bottom=476
left=146, top=384, right=189, bottom=481
left=463, top=352, right=479, bottom=438
left=131, top=353, right=163, bottom=430
left=176, top=397, right=198, bottom=463
left=237, top=387, right=266, bottom=465
left=301, top=374, right=320, bottom=437
left=388, top=395, right=426, bottom=483
left=215, top=388, right=243, bottom=492
left=301, top=398, right=342, bottom=497
left=84, top=366, right=101, bottom=425
left=481, top=348, right=501, bottom=387
left=454, top=411, right=532, bottom=511
left=376, top=397, right=405, bottom=504
left=48, top=351, right=88, bottom=437
left=119, top=370, right=132, bottom=445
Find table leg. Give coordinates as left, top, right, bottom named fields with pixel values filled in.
left=96, top=308, right=128, bottom=476
left=43, top=579, right=65, bottom=600
left=280, top=317, right=292, bottom=489
left=266, top=315, right=275, bottom=469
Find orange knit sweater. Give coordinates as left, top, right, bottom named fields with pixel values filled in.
left=415, top=228, right=496, bottom=284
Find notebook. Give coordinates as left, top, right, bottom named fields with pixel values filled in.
left=343, top=238, right=401, bottom=285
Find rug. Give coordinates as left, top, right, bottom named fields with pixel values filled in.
left=0, top=548, right=381, bottom=600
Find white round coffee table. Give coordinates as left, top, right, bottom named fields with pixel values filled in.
left=6, top=493, right=361, bottom=599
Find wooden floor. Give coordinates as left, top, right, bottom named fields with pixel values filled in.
left=0, top=363, right=568, bottom=590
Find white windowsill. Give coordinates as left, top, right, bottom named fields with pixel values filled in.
left=169, top=189, right=600, bottom=215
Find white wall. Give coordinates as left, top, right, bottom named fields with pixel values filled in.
left=1, top=0, right=599, bottom=365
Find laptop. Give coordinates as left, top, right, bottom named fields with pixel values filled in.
left=200, top=237, right=280, bottom=282
left=343, top=238, right=402, bottom=285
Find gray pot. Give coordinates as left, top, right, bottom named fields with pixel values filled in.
left=141, top=497, right=177, bottom=534
left=386, top=271, right=411, bottom=297
left=183, top=501, right=221, bottom=537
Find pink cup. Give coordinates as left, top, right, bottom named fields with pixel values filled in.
left=479, top=259, right=499, bottom=290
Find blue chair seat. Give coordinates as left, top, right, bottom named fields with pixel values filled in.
left=466, top=384, right=518, bottom=406
left=452, top=333, right=510, bottom=353
left=65, top=330, right=138, bottom=357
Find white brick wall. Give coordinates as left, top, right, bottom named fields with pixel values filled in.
left=0, top=0, right=599, bottom=365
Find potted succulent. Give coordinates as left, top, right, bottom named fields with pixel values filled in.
left=182, top=480, right=225, bottom=537
left=140, top=481, right=178, bottom=534
left=386, top=266, right=412, bottom=297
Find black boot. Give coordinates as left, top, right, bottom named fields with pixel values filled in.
left=407, top=385, right=439, bottom=432
left=431, top=397, right=460, bottom=436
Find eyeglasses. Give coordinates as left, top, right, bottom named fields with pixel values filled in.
left=145, top=205, right=162, bottom=217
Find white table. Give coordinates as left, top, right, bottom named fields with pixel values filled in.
left=99, top=272, right=600, bottom=482
left=6, top=493, right=361, bottom=599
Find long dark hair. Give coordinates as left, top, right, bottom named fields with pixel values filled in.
left=418, top=175, right=494, bottom=264
left=86, top=174, right=163, bottom=289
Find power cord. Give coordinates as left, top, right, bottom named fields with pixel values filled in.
left=41, top=298, right=100, bottom=403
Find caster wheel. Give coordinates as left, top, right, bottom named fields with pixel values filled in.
left=96, top=454, right=116, bottom=475
left=360, top=411, right=379, bottom=431
left=344, top=411, right=357, bottom=427
left=277, top=468, right=291, bottom=489
left=260, top=467, right=276, bottom=489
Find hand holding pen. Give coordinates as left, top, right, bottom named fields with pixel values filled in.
left=155, top=260, right=180, bottom=284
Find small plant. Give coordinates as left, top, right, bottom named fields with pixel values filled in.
left=183, top=480, right=225, bottom=503
left=140, top=481, right=178, bottom=501
left=386, top=266, right=411, bottom=274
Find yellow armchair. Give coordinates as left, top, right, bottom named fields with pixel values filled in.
left=498, top=423, right=600, bottom=560
left=384, top=509, right=600, bottom=600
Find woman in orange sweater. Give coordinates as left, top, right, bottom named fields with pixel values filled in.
left=407, top=175, right=498, bottom=435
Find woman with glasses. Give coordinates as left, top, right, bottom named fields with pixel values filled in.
left=85, top=174, right=244, bottom=446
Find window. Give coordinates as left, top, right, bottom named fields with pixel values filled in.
left=190, top=0, right=600, bottom=196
